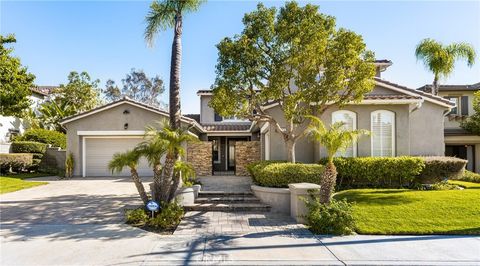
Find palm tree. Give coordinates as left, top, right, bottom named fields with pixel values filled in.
left=143, top=121, right=198, bottom=202
left=144, top=0, right=204, bottom=129
left=415, top=38, right=476, bottom=95
left=307, top=116, right=369, bottom=204
left=108, top=150, right=149, bottom=205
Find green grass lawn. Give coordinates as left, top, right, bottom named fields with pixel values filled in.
left=0, top=173, right=49, bottom=194
left=334, top=181, right=480, bottom=235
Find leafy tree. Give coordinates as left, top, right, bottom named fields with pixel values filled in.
left=103, top=69, right=166, bottom=108
left=0, top=34, right=35, bottom=117
left=109, top=150, right=150, bottom=205
left=415, top=38, right=476, bottom=95
left=461, top=90, right=480, bottom=135
left=209, top=2, right=376, bottom=162
left=306, top=116, right=368, bottom=204
left=145, top=0, right=204, bottom=129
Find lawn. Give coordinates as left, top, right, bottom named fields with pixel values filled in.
left=334, top=181, right=480, bottom=235
left=0, top=173, right=49, bottom=194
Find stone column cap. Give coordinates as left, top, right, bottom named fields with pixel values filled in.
left=288, top=183, right=321, bottom=189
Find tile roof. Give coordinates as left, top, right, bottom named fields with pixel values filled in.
left=444, top=128, right=475, bottom=136
left=30, top=86, right=58, bottom=96
left=184, top=114, right=200, bottom=123
left=374, top=59, right=392, bottom=64
left=201, top=123, right=251, bottom=132
left=418, top=82, right=480, bottom=93
left=374, top=78, right=455, bottom=106
left=364, top=94, right=422, bottom=100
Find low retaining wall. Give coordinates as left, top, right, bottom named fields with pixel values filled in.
left=251, top=185, right=290, bottom=214
left=41, top=147, right=66, bottom=171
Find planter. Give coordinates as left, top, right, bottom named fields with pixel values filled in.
left=175, top=187, right=195, bottom=206
left=251, top=185, right=290, bottom=214
left=192, top=184, right=201, bottom=199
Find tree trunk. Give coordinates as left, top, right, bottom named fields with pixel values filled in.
left=319, top=161, right=337, bottom=204
left=152, top=163, right=163, bottom=203
left=285, top=138, right=296, bottom=163
left=130, top=168, right=149, bottom=205
left=160, top=154, right=176, bottom=202
left=167, top=168, right=182, bottom=202
left=169, top=14, right=182, bottom=130
left=432, top=75, right=439, bottom=95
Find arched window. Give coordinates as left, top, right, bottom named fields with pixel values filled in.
left=332, top=110, right=357, bottom=157
left=371, top=110, right=395, bottom=157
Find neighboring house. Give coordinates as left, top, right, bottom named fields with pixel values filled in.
left=419, top=83, right=480, bottom=173
left=0, top=86, right=55, bottom=153
left=61, top=60, right=455, bottom=177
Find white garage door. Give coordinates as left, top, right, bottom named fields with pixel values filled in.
left=84, top=137, right=152, bottom=177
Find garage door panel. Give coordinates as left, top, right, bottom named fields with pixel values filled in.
left=85, top=138, right=152, bottom=177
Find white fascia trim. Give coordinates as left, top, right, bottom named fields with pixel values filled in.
left=77, top=130, right=145, bottom=136
left=206, top=132, right=252, bottom=137
left=197, top=92, right=213, bottom=96
left=260, top=122, right=269, bottom=134
left=353, top=99, right=423, bottom=105
left=374, top=81, right=453, bottom=108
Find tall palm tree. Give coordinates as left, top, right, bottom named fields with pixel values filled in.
left=307, top=116, right=369, bottom=204
left=415, top=38, right=476, bottom=95
left=108, top=150, right=149, bottom=205
left=144, top=121, right=198, bottom=202
left=144, top=0, right=204, bottom=129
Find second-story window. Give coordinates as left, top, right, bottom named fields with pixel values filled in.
left=445, top=96, right=460, bottom=115
left=444, top=96, right=469, bottom=116
left=214, top=113, right=223, bottom=122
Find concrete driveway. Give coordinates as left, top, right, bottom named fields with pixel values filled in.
left=1, top=177, right=480, bottom=266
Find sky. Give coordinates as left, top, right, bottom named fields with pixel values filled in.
left=1, top=0, right=480, bottom=114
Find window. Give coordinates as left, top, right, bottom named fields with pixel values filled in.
left=444, top=96, right=460, bottom=115
left=332, top=110, right=357, bottom=157
left=371, top=110, right=395, bottom=157
left=212, top=139, right=221, bottom=163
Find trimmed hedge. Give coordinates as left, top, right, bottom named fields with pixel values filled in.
left=416, top=156, right=467, bottom=183
left=16, top=128, right=66, bottom=149
left=453, top=170, right=480, bottom=183
left=250, top=162, right=323, bottom=188
left=320, top=157, right=425, bottom=189
left=11, top=141, right=47, bottom=154
left=0, top=153, right=33, bottom=173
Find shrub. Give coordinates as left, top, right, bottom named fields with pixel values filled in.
left=147, top=202, right=184, bottom=230
left=125, top=208, right=149, bottom=225
left=453, top=170, right=480, bottom=183
left=320, top=157, right=425, bottom=189
left=16, top=128, right=66, bottom=149
left=65, top=152, right=74, bottom=178
left=416, top=157, right=467, bottom=184
left=305, top=194, right=356, bottom=235
left=253, top=162, right=323, bottom=188
left=11, top=141, right=47, bottom=154
left=0, top=153, right=33, bottom=173
left=246, top=160, right=286, bottom=183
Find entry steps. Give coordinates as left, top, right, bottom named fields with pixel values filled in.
left=184, top=191, right=271, bottom=212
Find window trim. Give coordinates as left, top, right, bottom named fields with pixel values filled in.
left=444, top=96, right=461, bottom=115
left=331, top=110, right=358, bottom=157
left=370, top=110, right=395, bottom=157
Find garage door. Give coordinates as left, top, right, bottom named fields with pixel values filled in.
left=84, top=137, right=152, bottom=177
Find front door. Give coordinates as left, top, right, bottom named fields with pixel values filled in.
left=228, top=140, right=236, bottom=171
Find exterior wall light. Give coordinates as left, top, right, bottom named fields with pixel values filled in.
left=123, top=109, right=130, bottom=115
left=124, top=123, right=129, bottom=130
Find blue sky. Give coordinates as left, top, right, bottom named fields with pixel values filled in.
left=2, top=0, right=479, bottom=114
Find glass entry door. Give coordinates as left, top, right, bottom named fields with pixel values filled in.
left=228, top=140, right=236, bottom=170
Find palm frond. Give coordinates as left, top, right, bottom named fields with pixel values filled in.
left=144, top=1, right=176, bottom=47
left=447, top=42, right=477, bottom=67
left=108, top=150, right=140, bottom=174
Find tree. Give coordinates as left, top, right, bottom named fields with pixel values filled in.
left=109, top=149, right=150, bottom=205
left=144, top=0, right=204, bottom=129
left=0, top=34, right=35, bottom=118
left=415, top=38, right=476, bottom=95
left=39, top=71, right=101, bottom=132
left=209, top=2, right=376, bottom=162
left=142, top=121, right=197, bottom=203
left=306, top=116, right=368, bottom=204
left=103, top=69, right=166, bottom=108
left=461, top=90, right=480, bottom=135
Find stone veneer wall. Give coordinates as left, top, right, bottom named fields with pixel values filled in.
left=235, top=141, right=260, bottom=176
left=187, top=142, right=212, bottom=176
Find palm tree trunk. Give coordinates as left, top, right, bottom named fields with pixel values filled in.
left=130, top=168, right=149, bottom=205
left=319, top=160, right=337, bottom=204
left=160, top=154, right=176, bottom=202
left=152, top=163, right=162, bottom=202
left=432, top=75, right=439, bottom=95
left=169, top=13, right=182, bottom=130
left=167, top=169, right=181, bottom=202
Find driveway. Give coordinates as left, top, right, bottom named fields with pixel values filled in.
left=1, top=177, right=479, bottom=266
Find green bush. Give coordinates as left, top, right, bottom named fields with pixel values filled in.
left=416, top=157, right=467, bottom=184
left=0, top=153, right=33, bottom=173
left=147, top=202, right=184, bottom=230
left=246, top=160, right=286, bottom=183
left=16, top=128, right=66, bottom=149
left=11, top=141, right=47, bottom=154
left=252, top=162, right=323, bottom=188
left=125, top=208, right=149, bottom=225
left=453, top=170, right=480, bottom=183
left=320, top=157, right=425, bottom=189
left=305, top=194, right=356, bottom=235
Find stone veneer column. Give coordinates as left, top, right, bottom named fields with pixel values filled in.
left=235, top=141, right=260, bottom=176
left=186, top=142, right=212, bottom=176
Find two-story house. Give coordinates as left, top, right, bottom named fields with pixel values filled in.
left=419, top=83, right=480, bottom=173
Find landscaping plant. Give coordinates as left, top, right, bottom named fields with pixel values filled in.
left=65, top=152, right=74, bottom=178
left=16, top=128, right=67, bottom=149
left=307, top=116, right=368, bottom=204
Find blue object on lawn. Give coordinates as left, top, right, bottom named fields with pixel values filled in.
left=146, top=200, right=160, bottom=212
